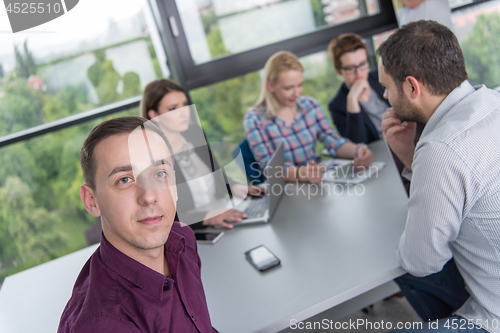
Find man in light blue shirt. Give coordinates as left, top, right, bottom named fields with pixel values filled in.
left=378, top=20, right=500, bottom=333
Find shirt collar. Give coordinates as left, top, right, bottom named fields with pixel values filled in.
left=295, top=96, right=308, bottom=111
left=271, top=97, right=306, bottom=125
left=99, top=222, right=186, bottom=300
left=421, top=80, right=476, bottom=139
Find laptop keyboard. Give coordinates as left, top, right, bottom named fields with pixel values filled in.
left=244, top=196, right=269, bottom=219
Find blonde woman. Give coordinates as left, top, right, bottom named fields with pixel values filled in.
left=243, top=51, right=373, bottom=183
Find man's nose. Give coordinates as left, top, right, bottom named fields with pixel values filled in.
left=137, top=186, right=158, bottom=206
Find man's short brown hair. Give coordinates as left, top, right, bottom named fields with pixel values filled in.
left=80, top=116, right=173, bottom=189
left=378, top=20, right=468, bottom=96
left=328, top=33, right=367, bottom=71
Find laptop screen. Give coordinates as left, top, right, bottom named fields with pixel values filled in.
left=265, top=142, right=285, bottom=220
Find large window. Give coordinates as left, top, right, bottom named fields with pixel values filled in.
left=0, top=0, right=166, bottom=136
left=177, top=0, right=381, bottom=65
left=452, top=0, right=500, bottom=89
left=158, top=0, right=397, bottom=89
left=0, top=108, right=137, bottom=282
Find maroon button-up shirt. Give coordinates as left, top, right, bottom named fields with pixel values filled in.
left=58, top=222, right=218, bottom=333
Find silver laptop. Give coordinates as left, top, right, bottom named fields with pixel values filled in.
left=227, top=141, right=285, bottom=225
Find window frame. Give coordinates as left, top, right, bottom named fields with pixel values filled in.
left=157, top=0, right=398, bottom=90
left=451, top=0, right=492, bottom=11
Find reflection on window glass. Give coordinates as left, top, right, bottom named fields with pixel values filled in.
left=452, top=0, right=500, bottom=89
left=190, top=50, right=344, bottom=166
left=176, top=0, right=380, bottom=64
left=0, top=108, right=137, bottom=285
left=0, top=0, right=164, bottom=136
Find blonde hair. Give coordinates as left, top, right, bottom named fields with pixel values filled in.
left=255, top=51, right=304, bottom=116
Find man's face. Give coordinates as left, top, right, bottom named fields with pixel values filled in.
left=378, top=58, right=423, bottom=123
left=89, top=130, right=177, bottom=255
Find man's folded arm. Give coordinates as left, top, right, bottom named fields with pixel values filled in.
left=396, top=142, right=479, bottom=277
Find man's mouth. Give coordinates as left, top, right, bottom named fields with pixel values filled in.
left=137, top=215, right=163, bottom=225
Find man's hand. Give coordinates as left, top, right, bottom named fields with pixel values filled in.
left=231, top=183, right=266, bottom=199
left=353, top=145, right=373, bottom=169
left=203, top=208, right=246, bottom=229
left=347, top=79, right=371, bottom=113
left=381, top=108, right=416, bottom=170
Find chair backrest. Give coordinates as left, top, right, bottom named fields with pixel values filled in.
left=232, top=139, right=265, bottom=184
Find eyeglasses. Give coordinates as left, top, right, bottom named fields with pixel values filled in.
left=340, top=61, right=369, bottom=75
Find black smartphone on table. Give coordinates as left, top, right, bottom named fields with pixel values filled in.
left=245, top=245, right=281, bottom=272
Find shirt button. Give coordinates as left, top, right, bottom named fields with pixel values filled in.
left=191, top=315, right=196, bottom=322
left=164, top=280, right=168, bottom=285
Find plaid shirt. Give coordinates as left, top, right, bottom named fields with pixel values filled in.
left=244, top=96, right=349, bottom=170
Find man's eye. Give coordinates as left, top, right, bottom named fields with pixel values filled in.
left=118, top=177, right=132, bottom=184
left=155, top=170, right=168, bottom=178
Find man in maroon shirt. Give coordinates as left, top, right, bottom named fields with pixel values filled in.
left=58, top=116, right=218, bottom=333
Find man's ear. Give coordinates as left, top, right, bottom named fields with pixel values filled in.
left=148, top=109, right=159, bottom=120
left=404, top=76, right=422, bottom=100
left=80, top=184, right=101, bottom=218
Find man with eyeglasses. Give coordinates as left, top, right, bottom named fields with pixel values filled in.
left=328, top=33, right=390, bottom=145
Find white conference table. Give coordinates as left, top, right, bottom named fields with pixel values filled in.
left=0, top=139, right=408, bottom=333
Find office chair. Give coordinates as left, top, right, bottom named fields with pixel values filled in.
left=232, top=139, right=265, bottom=184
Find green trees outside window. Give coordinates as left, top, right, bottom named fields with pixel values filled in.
left=0, top=38, right=155, bottom=282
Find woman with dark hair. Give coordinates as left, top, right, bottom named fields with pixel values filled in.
left=141, top=79, right=264, bottom=229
